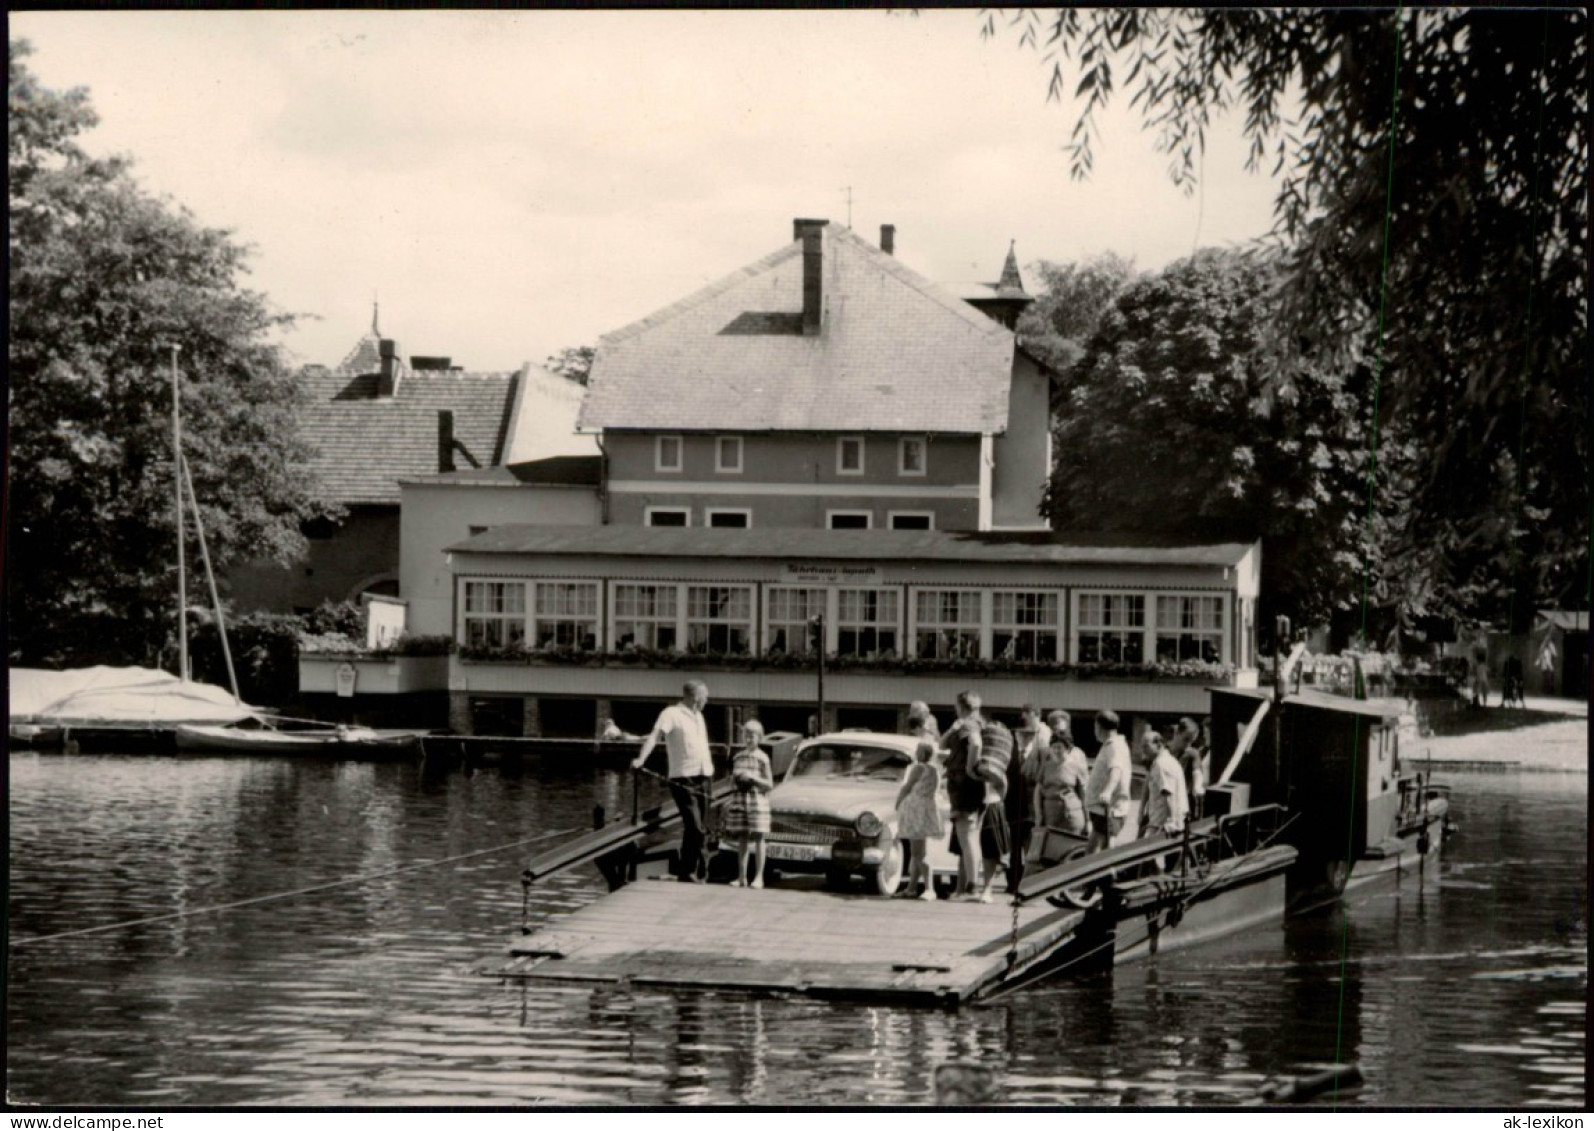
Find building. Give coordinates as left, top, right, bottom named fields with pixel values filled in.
left=1487, top=609, right=1591, bottom=699
left=380, top=219, right=1263, bottom=741
left=228, top=311, right=595, bottom=616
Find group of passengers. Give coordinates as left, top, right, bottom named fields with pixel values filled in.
left=893, top=695, right=1214, bottom=901
left=629, top=677, right=1213, bottom=898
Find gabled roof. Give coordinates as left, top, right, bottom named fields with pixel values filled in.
left=447, top=524, right=1254, bottom=568
left=577, top=225, right=1017, bottom=435
left=297, top=366, right=521, bottom=506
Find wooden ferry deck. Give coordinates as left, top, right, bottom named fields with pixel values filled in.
left=487, top=879, right=1087, bottom=1005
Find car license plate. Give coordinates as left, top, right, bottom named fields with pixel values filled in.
left=767, top=843, right=821, bottom=862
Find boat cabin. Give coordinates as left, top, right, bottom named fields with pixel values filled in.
left=1209, top=688, right=1413, bottom=865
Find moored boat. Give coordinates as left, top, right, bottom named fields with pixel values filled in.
left=174, top=723, right=424, bottom=758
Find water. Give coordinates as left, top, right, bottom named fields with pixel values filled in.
left=7, top=751, right=1586, bottom=1107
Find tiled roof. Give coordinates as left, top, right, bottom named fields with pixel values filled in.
left=399, top=455, right=603, bottom=488
left=577, top=226, right=1016, bottom=435
left=447, top=524, right=1254, bottom=568
left=296, top=366, right=520, bottom=506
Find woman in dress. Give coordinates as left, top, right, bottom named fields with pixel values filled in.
left=724, top=719, right=773, bottom=888
left=895, top=739, right=945, bottom=900
left=1034, top=710, right=1089, bottom=837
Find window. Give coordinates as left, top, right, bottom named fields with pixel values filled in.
left=914, top=589, right=981, bottom=659
left=827, top=510, right=872, bottom=530
left=837, top=436, right=864, bottom=475
left=463, top=581, right=526, bottom=649
left=766, top=587, right=826, bottom=654
left=468, top=525, right=489, bottom=537
left=899, top=436, right=927, bottom=476
left=613, top=583, right=678, bottom=651
left=889, top=511, right=934, bottom=530
left=992, top=591, right=1060, bottom=662
left=836, top=588, right=898, bottom=658
left=715, top=436, right=743, bottom=473
left=686, top=585, right=753, bottom=654
left=533, top=582, right=599, bottom=649
left=1155, top=595, right=1225, bottom=664
left=655, top=435, right=683, bottom=472
left=645, top=507, right=690, bottom=527
left=706, top=508, right=751, bottom=528
left=1077, top=593, right=1145, bottom=664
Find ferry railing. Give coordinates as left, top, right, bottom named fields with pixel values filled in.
left=1016, top=804, right=1293, bottom=906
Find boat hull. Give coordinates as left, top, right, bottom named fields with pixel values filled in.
left=1287, top=803, right=1448, bottom=915
left=174, top=725, right=422, bottom=758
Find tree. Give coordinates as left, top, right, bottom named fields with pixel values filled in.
left=1047, top=249, right=1377, bottom=628
left=545, top=345, right=595, bottom=386
left=7, top=41, right=331, bottom=667
left=985, top=9, right=1589, bottom=628
left=1014, top=251, right=1138, bottom=386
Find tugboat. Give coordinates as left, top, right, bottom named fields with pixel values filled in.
left=1208, top=684, right=1452, bottom=913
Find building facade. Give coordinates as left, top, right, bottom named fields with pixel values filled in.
left=231, top=313, right=595, bottom=616
left=351, top=218, right=1264, bottom=741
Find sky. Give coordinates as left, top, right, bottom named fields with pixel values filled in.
left=14, top=9, right=1284, bottom=374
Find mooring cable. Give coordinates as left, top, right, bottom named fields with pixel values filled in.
left=10, top=825, right=580, bottom=948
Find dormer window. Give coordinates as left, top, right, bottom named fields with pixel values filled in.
left=715, top=436, right=743, bottom=474
left=837, top=436, right=864, bottom=475
left=656, top=435, right=683, bottom=473
left=899, top=436, right=927, bottom=476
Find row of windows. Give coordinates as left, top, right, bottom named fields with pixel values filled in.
left=644, top=507, right=935, bottom=530
left=462, top=581, right=1227, bottom=664
left=655, top=435, right=929, bottom=477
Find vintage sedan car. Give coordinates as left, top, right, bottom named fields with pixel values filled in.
left=721, top=732, right=955, bottom=895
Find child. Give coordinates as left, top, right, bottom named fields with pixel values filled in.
left=895, top=739, right=945, bottom=900
left=724, top=719, right=773, bottom=888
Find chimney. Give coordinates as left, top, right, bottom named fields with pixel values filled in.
left=880, top=224, right=895, bottom=256
left=438, top=410, right=455, bottom=473
left=378, top=338, right=401, bottom=397
left=794, top=218, right=828, bottom=337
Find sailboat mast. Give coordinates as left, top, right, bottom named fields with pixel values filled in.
left=172, top=344, right=188, bottom=682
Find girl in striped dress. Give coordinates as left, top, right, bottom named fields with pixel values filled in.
left=724, top=720, right=773, bottom=888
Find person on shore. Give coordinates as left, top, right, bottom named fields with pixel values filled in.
left=941, top=690, right=987, bottom=899
left=633, top=680, right=715, bottom=883
left=1501, top=654, right=1526, bottom=708
left=1140, top=731, right=1190, bottom=840
left=1085, top=710, right=1132, bottom=853
left=724, top=719, right=773, bottom=888
left=1034, top=710, right=1088, bottom=838
left=1471, top=653, right=1491, bottom=708
left=894, top=739, right=945, bottom=900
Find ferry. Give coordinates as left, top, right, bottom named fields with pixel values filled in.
left=483, top=659, right=1451, bottom=1004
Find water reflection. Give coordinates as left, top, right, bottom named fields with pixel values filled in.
left=7, top=754, right=1585, bottom=1106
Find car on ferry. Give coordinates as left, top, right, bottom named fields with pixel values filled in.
left=719, top=732, right=957, bottom=895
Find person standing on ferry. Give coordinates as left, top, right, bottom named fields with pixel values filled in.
left=633, top=680, right=716, bottom=882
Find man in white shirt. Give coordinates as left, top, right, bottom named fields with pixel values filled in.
left=1141, top=731, right=1190, bottom=837
left=1085, top=709, right=1133, bottom=853
left=633, top=680, right=715, bottom=882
